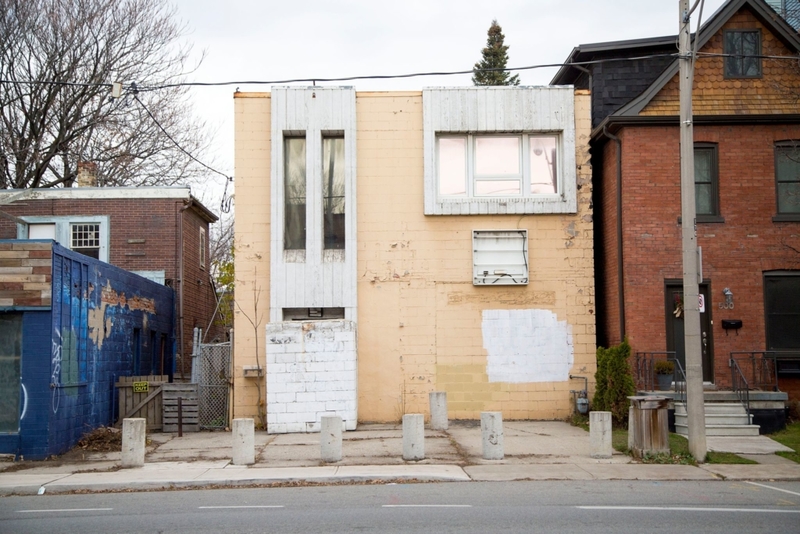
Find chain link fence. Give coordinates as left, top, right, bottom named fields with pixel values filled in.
left=197, top=341, right=231, bottom=429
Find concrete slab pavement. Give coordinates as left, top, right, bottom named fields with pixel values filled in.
left=706, top=436, right=794, bottom=454
left=0, top=420, right=797, bottom=495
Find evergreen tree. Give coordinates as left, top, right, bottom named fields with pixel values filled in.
left=472, top=20, right=520, bottom=86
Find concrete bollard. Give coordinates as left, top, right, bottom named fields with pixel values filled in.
left=481, top=412, right=504, bottom=460
left=232, top=418, right=255, bottom=465
left=121, top=418, right=146, bottom=468
left=320, top=415, right=343, bottom=463
left=429, top=391, right=448, bottom=431
left=590, top=411, right=613, bottom=459
left=402, top=414, right=425, bottom=460
left=628, top=406, right=635, bottom=451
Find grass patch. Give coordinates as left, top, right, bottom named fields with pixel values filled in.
left=769, top=421, right=800, bottom=464
left=705, top=452, right=758, bottom=464
left=611, top=429, right=754, bottom=464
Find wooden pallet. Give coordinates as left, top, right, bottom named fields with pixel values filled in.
left=162, top=383, right=200, bottom=433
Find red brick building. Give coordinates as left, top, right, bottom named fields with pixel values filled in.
left=0, top=186, right=218, bottom=380
left=553, top=0, right=800, bottom=402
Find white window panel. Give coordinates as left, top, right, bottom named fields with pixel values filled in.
left=473, top=230, right=528, bottom=286
left=424, top=87, right=577, bottom=215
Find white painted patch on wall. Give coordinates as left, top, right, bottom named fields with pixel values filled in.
left=483, top=309, right=573, bottom=383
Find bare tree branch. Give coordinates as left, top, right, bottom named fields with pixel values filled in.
left=0, top=0, right=214, bottom=190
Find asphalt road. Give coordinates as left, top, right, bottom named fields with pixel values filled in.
left=1, top=480, right=799, bottom=533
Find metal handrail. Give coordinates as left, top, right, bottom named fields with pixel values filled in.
left=634, top=351, right=676, bottom=391
left=729, top=352, right=780, bottom=391
left=672, top=358, right=687, bottom=404
left=729, top=357, right=751, bottom=421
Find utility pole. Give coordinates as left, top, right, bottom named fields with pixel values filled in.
left=679, top=0, right=707, bottom=462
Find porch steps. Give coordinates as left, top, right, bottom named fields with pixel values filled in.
left=674, top=402, right=760, bottom=437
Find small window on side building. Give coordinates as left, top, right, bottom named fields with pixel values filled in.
left=199, top=227, right=206, bottom=270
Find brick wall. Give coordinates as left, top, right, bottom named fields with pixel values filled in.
left=265, top=320, right=357, bottom=433
left=602, top=124, right=800, bottom=389
left=0, top=195, right=217, bottom=380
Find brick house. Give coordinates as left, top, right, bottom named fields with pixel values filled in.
left=233, top=86, right=596, bottom=432
left=0, top=186, right=219, bottom=380
left=552, top=0, right=800, bottom=407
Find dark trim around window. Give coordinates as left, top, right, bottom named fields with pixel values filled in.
left=723, top=29, right=762, bottom=79
left=774, top=140, right=800, bottom=219
left=694, top=142, right=722, bottom=222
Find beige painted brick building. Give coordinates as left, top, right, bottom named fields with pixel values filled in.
left=233, top=87, right=595, bottom=430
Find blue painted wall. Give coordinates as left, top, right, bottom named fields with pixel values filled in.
left=0, top=243, right=175, bottom=459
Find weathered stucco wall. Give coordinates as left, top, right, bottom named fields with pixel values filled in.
left=232, top=93, right=272, bottom=422
left=232, top=89, right=596, bottom=424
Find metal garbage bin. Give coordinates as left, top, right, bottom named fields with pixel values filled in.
left=627, top=396, right=670, bottom=458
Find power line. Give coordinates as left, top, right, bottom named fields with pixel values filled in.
left=131, top=87, right=233, bottom=214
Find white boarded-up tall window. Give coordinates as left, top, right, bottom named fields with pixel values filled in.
left=322, top=136, right=345, bottom=250
left=284, top=136, right=307, bottom=250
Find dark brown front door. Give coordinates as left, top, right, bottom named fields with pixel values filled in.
left=665, top=282, right=713, bottom=382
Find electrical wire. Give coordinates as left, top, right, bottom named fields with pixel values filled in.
left=131, top=88, right=233, bottom=213
left=0, top=54, right=689, bottom=92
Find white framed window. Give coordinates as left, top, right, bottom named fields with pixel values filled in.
left=423, top=87, right=577, bottom=215
left=17, top=216, right=109, bottom=262
left=71, top=223, right=101, bottom=259
left=438, top=134, right=559, bottom=199
left=199, top=227, right=206, bottom=270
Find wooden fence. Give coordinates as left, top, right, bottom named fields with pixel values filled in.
left=114, top=375, right=169, bottom=430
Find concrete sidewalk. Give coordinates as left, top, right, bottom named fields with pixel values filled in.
left=1, top=421, right=797, bottom=495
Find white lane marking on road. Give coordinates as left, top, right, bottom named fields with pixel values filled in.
left=18, top=508, right=113, bottom=513
left=578, top=506, right=800, bottom=513
left=745, top=481, right=800, bottom=497
left=382, top=505, right=472, bottom=508
left=198, top=506, right=285, bottom=509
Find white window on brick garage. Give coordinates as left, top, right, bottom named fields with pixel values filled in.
left=438, top=134, right=558, bottom=199
left=70, top=223, right=101, bottom=259
left=199, top=227, right=206, bottom=270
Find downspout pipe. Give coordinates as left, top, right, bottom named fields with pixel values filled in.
left=178, top=200, right=193, bottom=381
left=603, top=125, right=626, bottom=342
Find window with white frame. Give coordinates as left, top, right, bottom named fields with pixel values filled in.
left=18, top=216, right=109, bottom=262
left=423, top=87, right=577, bottom=215
left=70, top=223, right=101, bottom=259
left=199, top=227, right=206, bottom=269
left=438, top=134, right=559, bottom=198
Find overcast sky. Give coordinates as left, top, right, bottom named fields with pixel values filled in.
left=170, top=0, right=729, bottom=208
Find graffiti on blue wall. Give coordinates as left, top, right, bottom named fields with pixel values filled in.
left=0, top=243, right=175, bottom=460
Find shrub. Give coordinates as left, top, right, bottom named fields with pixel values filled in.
left=654, top=360, right=674, bottom=375
left=593, top=339, right=635, bottom=426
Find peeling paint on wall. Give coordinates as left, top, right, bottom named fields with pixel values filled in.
left=100, top=282, right=156, bottom=313
left=483, top=309, right=574, bottom=383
